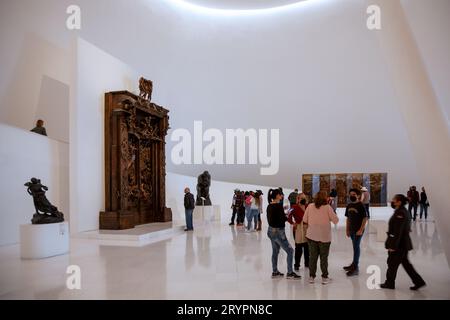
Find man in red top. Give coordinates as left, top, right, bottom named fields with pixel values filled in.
left=288, top=194, right=309, bottom=271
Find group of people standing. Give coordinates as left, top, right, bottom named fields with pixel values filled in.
left=229, top=189, right=264, bottom=232
left=184, top=183, right=427, bottom=291
left=407, top=186, right=429, bottom=221
left=262, top=187, right=426, bottom=290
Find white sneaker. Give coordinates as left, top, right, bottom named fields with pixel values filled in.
left=322, top=277, right=332, bottom=285
left=309, top=277, right=315, bottom=284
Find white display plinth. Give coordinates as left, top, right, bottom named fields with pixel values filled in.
left=194, top=205, right=221, bottom=222
left=368, top=220, right=388, bottom=242
left=20, top=222, right=69, bottom=259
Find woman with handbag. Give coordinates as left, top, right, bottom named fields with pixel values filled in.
left=288, top=193, right=309, bottom=271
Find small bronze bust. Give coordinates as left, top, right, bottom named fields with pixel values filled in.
left=24, top=178, right=64, bottom=224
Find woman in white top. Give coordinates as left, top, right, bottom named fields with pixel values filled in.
left=246, top=192, right=259, bottom=231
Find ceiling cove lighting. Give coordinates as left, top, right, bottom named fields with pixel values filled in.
left=163, top=0, right=321, bottom=16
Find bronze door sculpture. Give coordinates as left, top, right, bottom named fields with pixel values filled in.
left=100, top=82, right=172, bottom=230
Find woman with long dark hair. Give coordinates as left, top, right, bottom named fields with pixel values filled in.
left=266, top=188, right=301, bottom=279
left=380, top=194, right=426, bottom=290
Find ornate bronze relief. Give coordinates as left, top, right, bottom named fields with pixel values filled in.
left=100, top=79, right=172, bottom=230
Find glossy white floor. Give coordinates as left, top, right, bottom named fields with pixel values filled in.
left=0, top=208, right=449, bottom=300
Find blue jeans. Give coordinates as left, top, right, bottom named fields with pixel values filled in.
left=185, top=209, right=193, bottom=230
left=246, top=208, right=259, bottom=230
left=254, top=212, right=261, bottom=229
left=267, top=226, right=294, bottom=273
left=350, top=233, right=363, bottom=268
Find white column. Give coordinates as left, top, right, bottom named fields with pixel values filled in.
left=370, top=0, right=450, bottom=266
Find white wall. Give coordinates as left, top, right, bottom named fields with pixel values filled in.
left=70, top=37, right=139, bottom=233
left=0, top=0, right=436, bottom=192
left=0, top=123, right=69, bottom=246
left=0, top=30, right=70, bottom=143
left=402, top=0, right=450, bottom=128
left=372, top=0, right=450, bottom=267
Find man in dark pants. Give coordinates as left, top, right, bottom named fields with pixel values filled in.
left=343, top=188, right=368, bottom=276
left=419, top=187, right=429, bottom=220
left=381, top=194, right=426, bottom=290
left=184, top=187, right=195, bottom=231
left=229, top=189, right=241, bottom=226
left=407, top=186, right=420, bottom=221
left=236, top=191, right=245, bottom=226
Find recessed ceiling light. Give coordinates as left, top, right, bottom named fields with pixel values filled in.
left=163, top=0, right=318, bottom=16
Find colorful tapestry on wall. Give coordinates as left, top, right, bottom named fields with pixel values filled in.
left=301, top=173, right=387, bottom=207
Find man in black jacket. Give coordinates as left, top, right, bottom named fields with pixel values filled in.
left=381, top=194, right=426, bottom=290
left=184, top=187, right=195, bottom=231
left=407, top=186, right=420, bottom=221
left=419, top=187, right=429, bottom=220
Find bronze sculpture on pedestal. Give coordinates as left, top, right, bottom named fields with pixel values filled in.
left=24, top=177, right=64, bottom=224
left=196, top=171, right=212, bottom=206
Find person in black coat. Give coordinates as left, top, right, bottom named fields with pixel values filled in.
left=380, top=194, right=426, bottom=290
left=183, top=187, right=195, bottom=231
left=419, top=187, right=429, bottom=220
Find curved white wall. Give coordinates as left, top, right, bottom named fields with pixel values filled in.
left=0, top=0, right=449, bottom=260
left=1, top=0, right=447, bottom=191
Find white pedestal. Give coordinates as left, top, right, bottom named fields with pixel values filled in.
left=20, top=222, right=69, bottom=259
left=194, top=205, right=221, bottom=222
left=368, top=220, right=388, bottom=242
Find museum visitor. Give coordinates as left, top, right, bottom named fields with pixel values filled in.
left=266, top=188, right=301, bottom=280
left=287, top=193, right=309, bottom=271
left=381, top=194, right=426, bottom=290
left=183, top=187, right=195, bottom=232
left=344, top=188, right=369, bottom=277
left=303, top=191, right=339, bottom=284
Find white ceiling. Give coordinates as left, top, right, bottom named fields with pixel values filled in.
left=180, top=0, right=307, bottom=10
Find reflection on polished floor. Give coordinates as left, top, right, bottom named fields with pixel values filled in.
left=0, top=208, right=449, bottom=299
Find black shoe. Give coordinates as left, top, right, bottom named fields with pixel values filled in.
left=410, top=282, right=426, bottom=291
left=184, top=228, right=189, bottom=231
left=286, top=272, right=301, bottom=280
left=343, top=263, right=354, bottom=271
left=294, top=266, right=299, bottom=271
left=271, top=271, right=284, bottom=279
left=380, top=283, right=395, bottom=289
left=229, top=222, right=235, bottom=226
left=346, top=267, right=359, bottom=277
